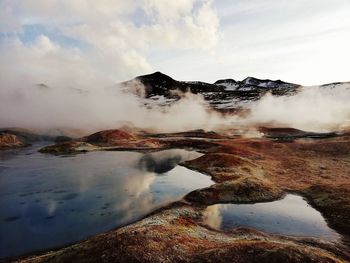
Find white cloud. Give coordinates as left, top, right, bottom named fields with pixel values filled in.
left=143, top=0, right=197, bottom=22
left=14, top=0, right=139, bottom=24
left=152, top=0, right=350, bottom=84
left=0, top=35, right=110, bottom=89
left=0, top=0, right=21, bottom=32
left=0, top=0, right=219, bottom=83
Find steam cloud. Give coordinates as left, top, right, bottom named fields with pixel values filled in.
left=246, top=84, right=350, bottom=132
left=1, top=78, right=349, bottom=135
left=0, top=74, right=231, bottom=135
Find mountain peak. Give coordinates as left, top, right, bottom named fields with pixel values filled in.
left=122, top=72, right=301, bottom=101
left=241, top=77, right=296, bottom=88
left=214, top=79, right=237, bottom=85
left=135, top=72, right=177, bottom=93
left=137, top=71, right=174, bottom=81
left=242, top=77, right=263, bottom=85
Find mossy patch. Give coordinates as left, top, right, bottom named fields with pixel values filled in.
left=185, top=176, right=284, bottom=205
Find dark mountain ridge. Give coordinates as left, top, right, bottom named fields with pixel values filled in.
left=124, top=71, right=225, bottom=97
left=123, top=71, right=300, bottom=96
left=121, top=72, right=350, bottom=112
left=121, top=72, right=302, bottom=110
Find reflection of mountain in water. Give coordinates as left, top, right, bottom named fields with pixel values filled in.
left=137, top=149, right=200, bottom=174
left=138, top=154, right=182, bottom=174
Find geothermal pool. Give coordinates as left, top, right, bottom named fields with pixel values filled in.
left=0, top=145, right=341, bottom=259
left=203, top=194, right=340, bottom=240
left=0, top=145, right=213, bottom=258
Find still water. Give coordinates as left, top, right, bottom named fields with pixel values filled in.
left=203, top=194, right=340, bottom=240
left=0, top=145, right=213, bottom=258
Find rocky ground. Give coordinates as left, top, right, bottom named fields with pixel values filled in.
left=0, top=133, right=27, bottom=149
left=0, top=128, right=69, bottom=150
left=9, top=127, right=350, bottom=263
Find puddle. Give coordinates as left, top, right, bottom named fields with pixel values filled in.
left=203, top=194, right=340, bottom=240
left=0, top=146, right=213, bottom=258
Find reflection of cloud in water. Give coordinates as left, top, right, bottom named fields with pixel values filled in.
left=77, top=169, right=96, bottom=193
left=202, top=205, right=222, bottom=229
left=70, top=152, right=159, bottom=222
left=0, top=147, right=211, bottom=258
left=72, top=151, right=183, bottom=222
left=47, top=199, right=57, bottom=216
left=202, top=195, right=340, bottom=240
left=123, top=172, right=155, bottom=198
left=113, top=172, right=156, bottom=221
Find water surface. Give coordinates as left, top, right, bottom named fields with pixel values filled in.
left=0, top=145, right=213, bottom=258
left=203, top=194, right=340, bottom=240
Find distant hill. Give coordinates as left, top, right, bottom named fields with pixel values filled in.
left=121, top=72, right=301, bottom=110
left=121, top=71, right=224, bottom=97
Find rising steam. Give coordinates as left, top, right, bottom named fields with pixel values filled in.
left=1, top=79, right=349, bottom=136
left=246, top=84, right=350, bottom=132
left=0, top=81, right=231, bottom=135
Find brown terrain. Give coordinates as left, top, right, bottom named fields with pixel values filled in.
left=0, top=133, right=27, bottom=149
left=13, top=127, right=350, bottom=262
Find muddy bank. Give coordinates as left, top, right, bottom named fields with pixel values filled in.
left=0, top=128, right=73, bottom=150
left=0, top=133, right=27, bottom=149
left=39, top=129, right=220, bottom=154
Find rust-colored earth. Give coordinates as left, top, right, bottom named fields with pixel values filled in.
left=0, top=133, right=27, bottom=149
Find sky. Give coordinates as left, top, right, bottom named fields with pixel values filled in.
left=0, top=0, right=350, bottom=86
